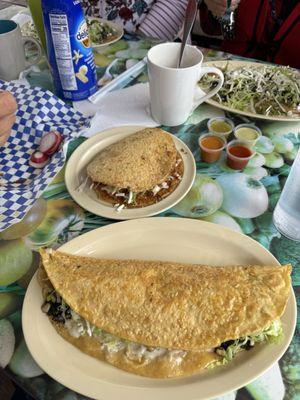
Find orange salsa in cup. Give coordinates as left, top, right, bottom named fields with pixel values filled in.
left=199, top=134, right=226, bottom=163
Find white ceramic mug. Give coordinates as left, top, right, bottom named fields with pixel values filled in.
left=147, top=42, right=224, bottom=126
left=0, top=20, right=42, bottom=81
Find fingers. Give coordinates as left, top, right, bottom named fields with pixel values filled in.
left=0, top=91, right=17, bottom=145
left=0, top=129, right=11, bottom=146
left=206, top=0, right=226, bottom=6
left=207, top=0, right=239, bottom=8
left=212, top=6, right=227, bottom=18
left=0, top=91, right=17, bottom=118
left=231, top=0, right=240, bottom=10
left=204, top=0, right=226, bottom=17
left=0, top=113, right=16, bottom=137
left=204, top=0, right=239, bottom=17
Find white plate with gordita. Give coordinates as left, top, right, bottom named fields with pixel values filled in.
left=65, top=126, right=196, bottom=220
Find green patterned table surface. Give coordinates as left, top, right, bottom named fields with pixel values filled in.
left=1, top=7, right=300, bottom=400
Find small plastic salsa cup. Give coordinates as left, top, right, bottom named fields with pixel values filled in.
left=207, top=117, right=234, bottom=139
left=234, top=124, right=262, bottom=145
left=199, top=134, right=227, bottom=163
left=226, top=139, right=254, bottom=170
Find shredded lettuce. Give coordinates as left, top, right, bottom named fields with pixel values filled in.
left=210, top=320, right=283, bottom=368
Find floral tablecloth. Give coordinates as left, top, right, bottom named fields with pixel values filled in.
left=0, top=9, right=300, bottom=400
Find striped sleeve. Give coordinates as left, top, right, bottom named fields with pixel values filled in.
left=139, top=0, right=189, bottom=40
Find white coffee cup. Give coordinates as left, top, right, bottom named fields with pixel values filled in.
left=147, top=42, right=224, bottom=126
left=0, top=20, right=42, bottom=81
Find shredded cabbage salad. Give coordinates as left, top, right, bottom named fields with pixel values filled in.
left=200, top=64, right=300, bottom=117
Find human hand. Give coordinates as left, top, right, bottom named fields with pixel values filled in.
left=0, top=91, right=17, bottom=146
left=204, top=0, right=240, bottom=18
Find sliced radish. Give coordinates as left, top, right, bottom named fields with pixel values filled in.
left=29, top=151, right=49, bottom=169
left=47, top=131, right=62, bottom=154
left=39, top=131, right=62, bottom=155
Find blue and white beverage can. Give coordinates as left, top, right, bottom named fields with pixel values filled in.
left=42, top=0, right=97, bottom=101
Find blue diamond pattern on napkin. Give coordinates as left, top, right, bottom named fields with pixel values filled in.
left=0, top=81, right=90, bottom=232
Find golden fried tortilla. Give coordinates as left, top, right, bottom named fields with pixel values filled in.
left=86, top=128, right=178, bottom=192
left=40, top=249, right=291, bottom=352
left=38, top=267, right=219, bottom=378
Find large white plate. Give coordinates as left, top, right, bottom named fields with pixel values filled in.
left=65, top=127, right=196, bottom=220
left=202, top=60, right=300, bottom=122
left=23, top=218, right=296, bottom=400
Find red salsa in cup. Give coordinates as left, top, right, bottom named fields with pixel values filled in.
left=226, top=140, right=253, bottom=170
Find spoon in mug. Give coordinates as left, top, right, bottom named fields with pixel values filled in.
left=177, top=0, right=198, bottom=68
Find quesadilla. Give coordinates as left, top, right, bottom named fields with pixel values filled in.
left=86, top=128, right=184, bottom=210
left=39, top=249, right=291, bottom=379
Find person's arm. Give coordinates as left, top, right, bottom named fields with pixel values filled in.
left=138, top=0, right=189, bottom=40
left=204, top=0, right=240, bottom=18
left=0, top=91, right=17, bottom=146
left=198, top=0, right=240, bottom=38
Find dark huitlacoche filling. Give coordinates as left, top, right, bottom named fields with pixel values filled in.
left=41, top=291, right=72, bottom=323
left=217, top=339, right=254, bottom=352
